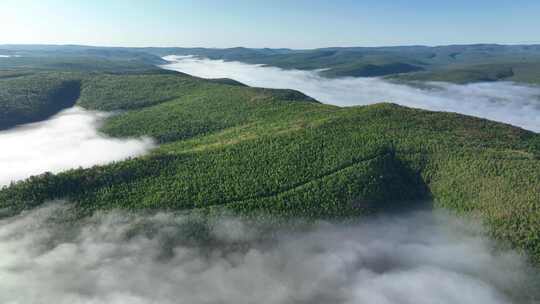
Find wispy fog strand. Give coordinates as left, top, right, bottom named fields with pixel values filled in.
left=0, top=204, right=537, bottom=304
left=163, top=56, right=540, bottom=132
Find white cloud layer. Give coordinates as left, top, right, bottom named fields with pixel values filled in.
left=163, top=56, right=540, bottom=133
left=0, top=204, right=537, bottom=304
left=0, top=107, right=154, bottom=186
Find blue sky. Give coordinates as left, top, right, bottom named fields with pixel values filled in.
left=1, top=0, right=539, bottom=48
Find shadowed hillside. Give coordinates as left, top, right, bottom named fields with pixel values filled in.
left=0, top=73, right=81, bottom=129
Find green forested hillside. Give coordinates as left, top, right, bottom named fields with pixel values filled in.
left=389, top=62, right=540, bottom=85
left=0, top=70, right=539, bottom=263
left=0, top=72, right=81, bottom=129
left=388, top=64, right=516, bottom=84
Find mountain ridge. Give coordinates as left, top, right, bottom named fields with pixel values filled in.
left=3, top=43, right=540, bottom=83
left=0, top=69, right=538, bottom=264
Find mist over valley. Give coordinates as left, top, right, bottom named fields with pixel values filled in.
left=1, top=204, right=538, bottom=304
left=163, top=55, right=540, bottom=132
left=0, top=107, right=154, bottom=186
left=1, top=13, right=540, bottom=301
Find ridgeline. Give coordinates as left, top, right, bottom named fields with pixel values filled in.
left=0, top=60, right=539, bottom=263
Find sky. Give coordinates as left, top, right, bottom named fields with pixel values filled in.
left=1, top=0, right=540, bottom=48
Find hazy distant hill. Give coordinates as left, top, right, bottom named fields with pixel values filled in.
left=139, top=44, right=540, bottom=83
left=3, top=44, right=540, bottom=83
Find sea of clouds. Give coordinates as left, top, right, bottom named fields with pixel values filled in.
left=163, top=55, right=540, bottom=133
left=0, top=203, right=538, bottom=304
left=0, top=106, right=154, bottom=186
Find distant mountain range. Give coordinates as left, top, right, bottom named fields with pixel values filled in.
left=2, top=44, right=540, bottom=83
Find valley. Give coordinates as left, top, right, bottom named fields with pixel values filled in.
left=0, top=46, right=539, bottom=303
left=3, top=0, right=540, bottom=302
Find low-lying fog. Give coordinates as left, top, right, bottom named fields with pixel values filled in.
left=0, top=106, right=154, bottom=186
left=1, top=57, right=538, bottom=304
left=163, top=55, right=540, bottom=133
left=0, top=204, right=537, bottom=304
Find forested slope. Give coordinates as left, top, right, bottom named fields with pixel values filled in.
left=0, top=71, right=539, bottom=263
left=0, top=72, right=81, bottom=129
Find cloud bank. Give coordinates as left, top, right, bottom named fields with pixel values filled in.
left=0, top=204, right=537, bottom=304
left=163, top=56, right=540, bottom=132
left=0, top=107, right=154, bottom=186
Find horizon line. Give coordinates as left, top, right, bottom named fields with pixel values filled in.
left=2, top=42, right=540, bottom=51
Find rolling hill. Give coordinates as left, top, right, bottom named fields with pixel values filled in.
left=0, top=69, right=539, bottom=265
left=140, top=44, right=540, bottom=83
left=4, top=44, right=540, bottom=83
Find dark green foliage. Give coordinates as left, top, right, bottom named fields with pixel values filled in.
left=389, top=64, right=516, bottom=84
left=0, top=103, right=424, bottom=220
left=507, top=62, right=540, bottom=85
left=205, top=78, right=247, bottom=86
left=321, top=62, right=424, bottom=78
left=77, top=73, right=315, bottom=113
left=0, top=73, right=81, bottom=129
left=78, top=73, right=202, bottom=111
